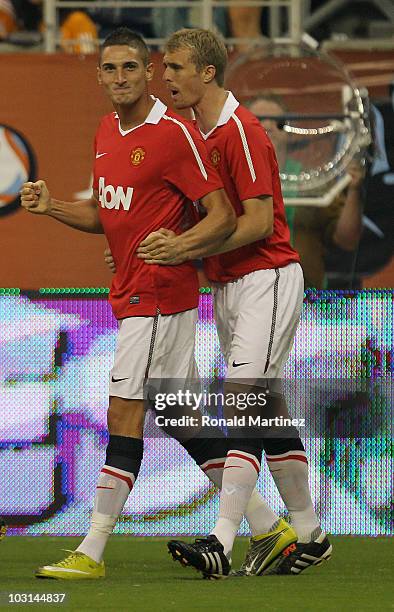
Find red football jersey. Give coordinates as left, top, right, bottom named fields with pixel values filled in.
left=195, top=92, right=300, bottom=282
left=93, top=98, right=223, bottom=318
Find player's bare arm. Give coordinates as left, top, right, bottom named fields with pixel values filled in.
left=137, top=194, right=272, bottom=264
left=204, top=195, right=274, bottom=256
left=20, top=181, right=104, bottom=234
left=332, top=160, right=364, bottom=251
left=137, top=188, right=236, bottom=265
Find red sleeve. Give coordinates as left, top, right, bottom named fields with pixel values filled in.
left=226, top=116, right=275, bottom=201
left=163, top=120, right=223, bottom=201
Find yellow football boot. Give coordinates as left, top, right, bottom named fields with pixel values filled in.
left=36, top=550, right=105, bottom=580
left=232, top=518, right=298, bottom=576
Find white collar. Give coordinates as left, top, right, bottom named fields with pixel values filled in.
left=115, top=97, right=167, bottom=136
left=215, top=91, right=239, bottom=127
left=192, top=91, right=239, bottom=139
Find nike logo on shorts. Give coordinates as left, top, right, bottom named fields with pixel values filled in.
left=111, top=376, right=128, bottom=382
left=232, top=361, right=251, bottom=368
left=96, top=152, right=108, bottom=158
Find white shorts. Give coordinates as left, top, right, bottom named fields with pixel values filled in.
left=109, top=309, right=198, bottom=400
left=213, top=263, right=304, bottom=381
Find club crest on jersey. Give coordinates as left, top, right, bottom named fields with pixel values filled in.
left=130, top=147, right=146, bottom=166
left=210, top=148, right=221, bottom=167
left=98, top=177, right=133, bottom=211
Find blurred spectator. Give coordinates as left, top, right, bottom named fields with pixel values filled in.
left=2, top=0, right=98, bottom=52
left=151, top=6, right=189, bottom=39
left=60, top=10, right=98, bottom=54
left=0, top=0, right=16, bottom=39
left=151, top=7, right=228, bottom=40
left=350, top=92, right=394, bottom=282
left=88, top=3, right=228, bottom=42
left=228, top=3, right=262, bottom=50
left=87, top=4, right=154, bottom=39
left=247, top=95, right=365, bottom=288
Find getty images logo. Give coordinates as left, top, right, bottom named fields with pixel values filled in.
left=98, top=176, right=134, bottom=211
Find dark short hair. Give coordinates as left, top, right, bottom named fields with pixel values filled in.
left=165, top=29, right=227, bottom=87
left=99, top=27, right=150, bottom=66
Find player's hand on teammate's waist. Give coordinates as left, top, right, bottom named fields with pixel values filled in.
left=137, top=228, right=185, bottom=265
left=20, top=180, right=52, bottom=214
left=104, top=248, right=117, bottom=273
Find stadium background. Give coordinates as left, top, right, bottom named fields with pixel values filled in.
left=1, top=49, right=394, bottom=288
left=0, top=47, right=392, bottom=538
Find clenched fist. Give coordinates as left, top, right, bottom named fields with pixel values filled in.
left=20, top=180, right=52, bottom=214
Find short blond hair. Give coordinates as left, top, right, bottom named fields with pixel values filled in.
left=165, top=28, right=227, bottom=87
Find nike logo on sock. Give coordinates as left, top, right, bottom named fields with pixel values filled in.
left=232, top=361, right=251, bottom=367
left=96, top=152, right=108, bottom=158
left=111, top=376, right=128, bottom=382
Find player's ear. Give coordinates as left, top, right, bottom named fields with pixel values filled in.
left=97, top=66, right=103, bottom=85
left=202, top=65, right=216, bottom=84
left=146, top=62, right=154, bottom=82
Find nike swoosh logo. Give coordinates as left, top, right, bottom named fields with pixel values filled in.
left=111, top=376, right=128, bottom=382
left=244, top=562, right=256, bottom=573
left=232, top=361, right=251, bottom=368
left=42, top=567, right=90, bottom=574
left=96, top=152, right=108, bottom=159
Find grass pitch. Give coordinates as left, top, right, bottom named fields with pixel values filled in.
left=1, top=536, right=392, bottom=611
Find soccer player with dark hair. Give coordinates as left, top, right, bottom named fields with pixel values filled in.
left=137, top=28, right=332, bottom=577
left=20, top=27, right=238, bottom=580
